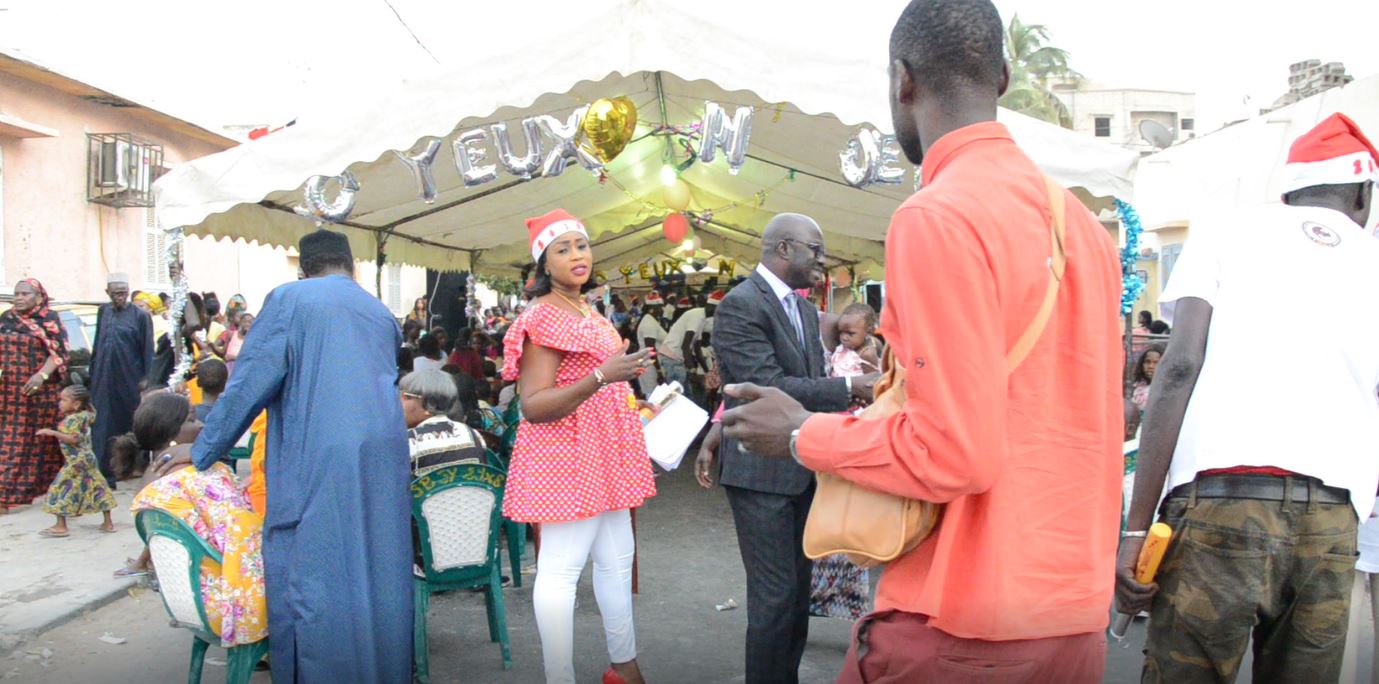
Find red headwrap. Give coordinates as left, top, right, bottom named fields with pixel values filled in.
left=2, top=278, right=68, bottom=377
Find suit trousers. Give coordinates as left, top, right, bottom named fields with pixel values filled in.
left=725, top=481, right=815, bottom=684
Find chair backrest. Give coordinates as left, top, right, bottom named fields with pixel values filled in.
left=135, top=509, right=221, bottom=641
left=501, top=399, right=521, bottom=429
left=412, top=463, right=506, bottom=583
left=485, top=447, right=508, bottom=472
left=498, top=423, right=518, bottom=461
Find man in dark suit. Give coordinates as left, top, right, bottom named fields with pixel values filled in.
left=708, top=213, right=876, bottom=684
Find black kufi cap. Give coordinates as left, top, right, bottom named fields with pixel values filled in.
left=299, top=229, right=353, bottom=261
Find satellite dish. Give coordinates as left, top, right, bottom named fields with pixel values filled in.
left=1139, top=120, right=1175, bottom=150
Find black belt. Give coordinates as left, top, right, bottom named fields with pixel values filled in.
left=1168, top=474, right=1350, bottom=505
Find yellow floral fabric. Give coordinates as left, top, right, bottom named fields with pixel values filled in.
left=132, top=463, right=267, bottom=646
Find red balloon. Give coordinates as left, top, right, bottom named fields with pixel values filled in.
left=663, top=212, right=690, bottom=244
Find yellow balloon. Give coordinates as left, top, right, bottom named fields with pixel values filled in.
left=581, top=96, right=638, bottom=163
left=662, top=178, right=692, bottom=211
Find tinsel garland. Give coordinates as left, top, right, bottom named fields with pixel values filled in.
left=464, top=272, right=479, bottom=324
left=164, top=226, right=195, bottom=383
left=1115, top=199, right=1145, bottom=316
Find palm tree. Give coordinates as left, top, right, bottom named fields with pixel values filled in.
left=999, top=14, right=1079, bottom=128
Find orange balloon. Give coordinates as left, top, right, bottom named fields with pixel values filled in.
left=663, top=213, right=690, bottom=244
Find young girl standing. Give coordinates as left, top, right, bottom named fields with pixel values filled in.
left=38, top=385, right=116, bottom=537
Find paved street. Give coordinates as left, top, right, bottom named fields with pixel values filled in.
left=0, top=487, right=141, bottom=652
left=4, top=462, right=1349, bottom=683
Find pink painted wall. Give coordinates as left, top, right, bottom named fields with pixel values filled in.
left=0, top=67, right=432, bottom=318
left=0, top=68, right=231, bottom=301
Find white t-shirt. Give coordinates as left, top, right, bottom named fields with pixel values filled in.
left=413, top=356, right=445, bottom=373
left=658, top=307, right=707, bottom=361
left=637, top=313, right=667, bottom=350
left=1359, top=497, right=1379, bottom=573
left=1158, top=204, right=1379, bottom=520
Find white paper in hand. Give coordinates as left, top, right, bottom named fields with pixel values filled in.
left=642, top=383, right=708, bottom=471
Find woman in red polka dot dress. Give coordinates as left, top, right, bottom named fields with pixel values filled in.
left=502, top=209, right=657, bottom=684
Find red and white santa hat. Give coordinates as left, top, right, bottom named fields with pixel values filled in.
left=1280, top=113, right=1379, bottom=195
left=526, top=208, right=589, bottom=263
left=644, top=291, right=664, bottom=306
left=707, top=290, right=726, bottom=305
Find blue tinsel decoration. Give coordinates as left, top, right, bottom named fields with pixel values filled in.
left=1115, top=199, right=1146, bottom=316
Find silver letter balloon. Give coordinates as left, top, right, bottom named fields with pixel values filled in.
left=393, top=138, right=443, bottom=203
left=536, top=106, right=602, bottom=177
left=453, top=129, right=499, bottom=187
left=294, top=170, right=359, bottom=223
left=698, top=101, right=753, bottom=175
left=492, top=118, right=544, bottom=180
left=839, top=128, right=904, bottom=188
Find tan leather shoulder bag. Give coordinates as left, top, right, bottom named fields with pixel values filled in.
left=802, top=174, right=1069, bottom=568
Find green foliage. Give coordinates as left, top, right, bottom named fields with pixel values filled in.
left=476, top=275, right=522, bottom=297
left=999, top=14, right=1079, bottom=128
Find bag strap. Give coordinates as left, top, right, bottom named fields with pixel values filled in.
left=1004, top=174, right=1068, bottom=373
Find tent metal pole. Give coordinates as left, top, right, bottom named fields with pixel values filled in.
left=258, top=201, right=473, bottom=253
left=377, top=178, right=529, bottom=231
left=742, top=151, right=896, bottom=196
left=696, top=218, right=861, bottom=268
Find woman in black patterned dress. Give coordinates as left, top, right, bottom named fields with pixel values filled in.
left=0, top=278, right=68, bottom=511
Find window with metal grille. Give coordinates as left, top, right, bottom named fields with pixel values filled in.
left=1094, top=117, right=1111, bottom=137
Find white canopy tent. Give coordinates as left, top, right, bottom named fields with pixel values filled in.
left=1133, top=73, right=1379, bottom=230
left=155, top=1, right=1138, bottom=279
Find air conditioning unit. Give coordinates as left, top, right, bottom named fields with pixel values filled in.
left=87, top=133, right=162, bottom=208
left=96, top=139, right=129, bottom=189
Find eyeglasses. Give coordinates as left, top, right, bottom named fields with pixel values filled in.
left=400, top=391, right=422, bottom=401
left=780, top=238, right=825, bottom=259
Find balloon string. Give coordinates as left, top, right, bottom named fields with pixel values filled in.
left=601, top=170, right=791, bottom=222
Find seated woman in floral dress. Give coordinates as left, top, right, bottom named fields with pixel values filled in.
left=113, top=391, right=267, bottom=646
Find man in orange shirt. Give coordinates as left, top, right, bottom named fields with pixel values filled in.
left=721, top=0, right=1123, bottom=680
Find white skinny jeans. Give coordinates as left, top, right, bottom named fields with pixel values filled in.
left=533, top=508, right=637, bottom=684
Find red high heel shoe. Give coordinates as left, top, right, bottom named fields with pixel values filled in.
left=602, top=666, right=629, bottom=684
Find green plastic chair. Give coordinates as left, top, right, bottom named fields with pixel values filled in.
left=481, top=448, right=526, bottom=589
left=227, top=431, right=256, bottom=461
left=500, top=398, right=521, bottom=431
left=135, top=509, right=270, bottom=684
left=412, top=463, right=512, bottom=680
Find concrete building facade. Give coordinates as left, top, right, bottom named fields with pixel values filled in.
left=1054, top=84, right=1197, bottom=155
left=0, top=52, right=428, bottom=318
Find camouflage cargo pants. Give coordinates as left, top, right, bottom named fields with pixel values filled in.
left=1142, top=480, right=1359, bottom=683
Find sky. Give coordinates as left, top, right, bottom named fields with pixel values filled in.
left=0, top=0, right=1374, bottom=138
left=991, top=0, right=1379, bottom=130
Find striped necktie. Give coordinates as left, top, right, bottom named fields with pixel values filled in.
left=784, top=293, right=805, bottom=348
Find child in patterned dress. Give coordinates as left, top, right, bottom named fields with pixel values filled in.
left=38, top=385, right=116, bottom=537
left=809, top=302, right=882, bottom=619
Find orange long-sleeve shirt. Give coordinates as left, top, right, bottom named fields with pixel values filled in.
left=797, top=122, right=1123, bottom=641
left=246, top=411, right=268, bottom=516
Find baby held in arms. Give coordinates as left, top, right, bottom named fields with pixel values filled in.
left=829, top=303, right=882, bottom=412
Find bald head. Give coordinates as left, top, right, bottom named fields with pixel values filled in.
left=760, top=213, right=826, bottom=290
left=761, top=213, right=823, bottom=259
